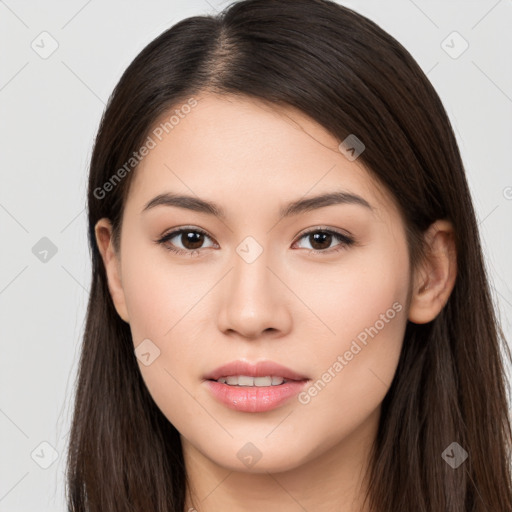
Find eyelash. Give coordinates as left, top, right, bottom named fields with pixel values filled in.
left=155, top=226, right=355, bottom=257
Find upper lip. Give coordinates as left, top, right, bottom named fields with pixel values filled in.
left=204, top=360, right=309, bottom=381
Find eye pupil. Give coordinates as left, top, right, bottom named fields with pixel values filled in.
left=183, top=231, right=204, bottom=249
left=310, top=232, right=332, bottom=250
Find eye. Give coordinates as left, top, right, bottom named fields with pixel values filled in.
left=156, top=227, right=217, bottom=257
left=293, top=228, right=355, bottom=254
left=156, top=226, right=355, bottom=257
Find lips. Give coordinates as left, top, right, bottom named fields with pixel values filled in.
left=203, top=360, right=309, bottom=382
left=203, top=360, right=310, bottom=412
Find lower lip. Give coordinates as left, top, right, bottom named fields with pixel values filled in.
left=205, top=379, right=309, bottom=413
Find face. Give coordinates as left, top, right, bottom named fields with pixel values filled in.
left=101, top=93, right=412, bottom=473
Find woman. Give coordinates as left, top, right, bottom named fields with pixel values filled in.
left=66, top=0, right=512, bottom=510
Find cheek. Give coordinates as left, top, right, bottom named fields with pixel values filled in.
left=120, top=240, right=204, bottom=342
left=293, top=303, right=407, bottom=465
left=298, top=236, right=409, bottom=353
left=297, top=236, right=410, bottom=427
left=119, top=244, right=207, bottom=428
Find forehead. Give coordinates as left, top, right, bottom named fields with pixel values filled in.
left=125, top=93, right=397, bottom=222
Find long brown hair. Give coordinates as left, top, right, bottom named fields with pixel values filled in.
left=66, top=0, right=512, bottom=510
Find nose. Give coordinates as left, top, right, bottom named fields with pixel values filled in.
left=216, top=247, right=292, bottom=340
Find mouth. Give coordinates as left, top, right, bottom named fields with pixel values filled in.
left=203, top=359, right=309, bottom=382
left=203, top=360, right=310, bottom=412
left=212, top=375, right=293, bottom=386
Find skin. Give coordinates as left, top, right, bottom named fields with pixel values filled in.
left=95, top=93, right=457, bottom=512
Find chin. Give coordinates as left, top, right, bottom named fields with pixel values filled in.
left=203, top=442, right=312, bottom=474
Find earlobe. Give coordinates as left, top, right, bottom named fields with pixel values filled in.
left=94, top=218, right=130, bottom=323
left=408, top=220, right=457, bottom=324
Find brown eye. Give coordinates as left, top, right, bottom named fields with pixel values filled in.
left=308, top=232, right=333, bottom=250
left=178, top=230, right=205, bottom=250
left=156, top=227, right=216, bottom=256
left=294, top=228, right=354, bottom=254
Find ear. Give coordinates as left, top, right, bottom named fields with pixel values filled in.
left=408, top=219, right=457, bottom=324
left=94, top=218, right=130, bottom=323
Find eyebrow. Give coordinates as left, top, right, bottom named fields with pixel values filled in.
left=141, top=190, right=374, bottom=219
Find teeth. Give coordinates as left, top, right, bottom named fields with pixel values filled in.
left=240, top=375, right=257, bottom=386
left=216, top=375, right=286, bottom=386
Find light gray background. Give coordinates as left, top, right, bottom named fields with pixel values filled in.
left=1, top=0, right=511, bottom=510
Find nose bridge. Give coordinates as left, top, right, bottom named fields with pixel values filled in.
left=231, top=234, right=276, bottom=308
left=217, top=234, right=289, bottom=337
left=234, top=239, right=270, bottom=294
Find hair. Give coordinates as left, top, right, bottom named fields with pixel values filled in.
left=66, top=0, right=512, bottom=510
